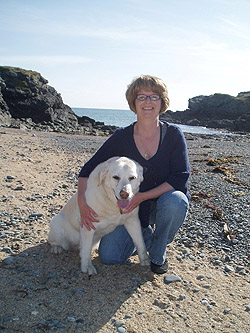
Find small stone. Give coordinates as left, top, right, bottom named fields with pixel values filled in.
left=1, top=247, right=13, bottom=254
left=246, top=304, right=250, bottom=312
left=124, top=314, right=132, bottom=319
left=29, top=213, right=44, bottom=218
left=31, top=311, right=39, bottom=316
left=117, top=327, right=126, bottom=333
left=223, top=308, right=232, bottom=314
left=7, top=175, right=15, bottom=180
left=115, top=319, right=125, bottom=327
left=236, top=266, right=244, bottom=273
left=67, top=317, right=76, bottom=322
left=178, top=294, right=186, bottom=301
left=2, top=256, right=14, bottom=265
left=14, top=186, right=24, bottom=191
left=164, top=274, right=182, bottom=284
left=196, top=274, right=205, bottom=280
left=202, top=284, right=211, bottom=289
left=225, top=265, right=235, bottom=273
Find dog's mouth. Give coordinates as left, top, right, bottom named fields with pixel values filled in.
left=117, top=199, right=130, bottom=210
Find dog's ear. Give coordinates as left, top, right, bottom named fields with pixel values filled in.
left=138, top=164, right=144, bottom=183
left=98, top=167, right=109, bottom=186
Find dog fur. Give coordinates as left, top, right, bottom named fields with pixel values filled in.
left=48, top=156, right=149, bottom=275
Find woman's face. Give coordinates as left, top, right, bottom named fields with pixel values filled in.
left=135, top=89, right=162, bottom=120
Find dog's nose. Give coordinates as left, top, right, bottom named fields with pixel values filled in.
left=120, top=190, right=129, bottom=199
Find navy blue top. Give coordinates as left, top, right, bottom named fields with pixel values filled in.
left=79, top=121, right=190, bottom=227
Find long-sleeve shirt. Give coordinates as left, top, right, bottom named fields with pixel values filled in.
left=79, top=121, right=190, bottom=227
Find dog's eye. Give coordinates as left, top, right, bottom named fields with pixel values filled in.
left=113, top=175, right=120, bottom=181
left=129, top=176, right=136, bottom=181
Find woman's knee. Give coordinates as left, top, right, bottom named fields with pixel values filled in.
left=98, top=226, right=135, bottom=265
left=157, top=190, right=189, bottom=215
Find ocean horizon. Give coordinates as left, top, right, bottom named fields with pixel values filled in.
left=72, top=107, right=229, bottom=135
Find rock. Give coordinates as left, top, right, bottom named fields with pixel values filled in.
left=164, top=274, right=182, bottom=284
left=160, top=91, right=250, bottom=132
left=2, top=256, right=15, bottom=265
left=0, top=76, right=12, bottom=126
left=0, top=66, right=117, bottom=135
left=29, top=213, right=44, bottom=218
left=225, top=265, right=235, bottom=273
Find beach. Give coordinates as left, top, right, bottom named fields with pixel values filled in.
left=0, top=128, right=249, bottom=332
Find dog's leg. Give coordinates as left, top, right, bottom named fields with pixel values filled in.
left=79, top=227, right=98, bottom=275
left=125, top=218, right=150, bottom=266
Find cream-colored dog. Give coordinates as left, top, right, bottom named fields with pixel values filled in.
left=48, top=156, right=149, bottom=275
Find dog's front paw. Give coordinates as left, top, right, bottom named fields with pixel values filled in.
left=50, top=245, right=63, bottom=254
left=140, top=256, right=150, bottom=266
left=81, top=263, right=98, bottom=276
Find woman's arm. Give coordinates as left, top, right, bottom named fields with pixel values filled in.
left=77, top=177, right=99, bottom=230
left=123, top=181, right=174, bottom=214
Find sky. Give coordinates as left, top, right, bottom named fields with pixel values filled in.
left=0, top=0, right=250, bottom=111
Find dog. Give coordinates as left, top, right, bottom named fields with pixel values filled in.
left=48, top=156, right=149, bottom=275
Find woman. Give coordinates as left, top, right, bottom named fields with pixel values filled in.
left=78, top=75, right=190, bottom=274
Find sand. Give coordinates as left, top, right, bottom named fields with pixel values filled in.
left=0, top=128, right=249, bottom=332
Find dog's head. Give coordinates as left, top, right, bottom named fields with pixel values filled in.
left=99, top=157, right=143, bottom=210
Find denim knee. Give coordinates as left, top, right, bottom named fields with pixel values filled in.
left=157, top=190, right=189, bottom=215
left=98, top=226, right=135, bottom=265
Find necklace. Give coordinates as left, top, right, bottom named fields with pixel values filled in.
left=134, top=124, right=160, bottom=160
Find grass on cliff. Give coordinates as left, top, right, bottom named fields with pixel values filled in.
left=0, top=66, right=47, bottom=93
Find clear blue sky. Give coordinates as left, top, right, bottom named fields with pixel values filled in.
left=1, top=0, right=249, bottom=111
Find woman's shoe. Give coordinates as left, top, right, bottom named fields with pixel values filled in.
left=150, top=260, right=168, bottom=274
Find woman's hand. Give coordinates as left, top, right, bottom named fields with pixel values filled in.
left=123, top=192, right=145, bottom=214
left=79, top=199, right=99, bottom=231
left=78, top=177, right=99, bottom=231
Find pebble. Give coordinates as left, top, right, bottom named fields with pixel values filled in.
left=246, top=304, right=250, bottom=312
left=2, top=256, right=14, bottom=265
left=225, top=265, right=235, bottom=273
left=115, top=319, right=125, bottom=327
left=196, top=274, right=205, bottom=280
left=164, top=274, right=182, bottom=284
left=14, top=186, right=24, bottom=191
left=1, top=247, right=13, bottom=254
left=6, top=175, right=15, bottom=180
left=29, top=212, right=44, bottom=218
left=223, top=308, right=232, bottom=314
left=236, top=265, right=244, bottom=273
left=178, top=294, right=186, bottom=301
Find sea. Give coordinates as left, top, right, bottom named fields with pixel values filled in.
left=72, top=107, right=229, bottom=135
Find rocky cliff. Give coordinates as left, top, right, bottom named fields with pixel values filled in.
left=0, top=66, right=116, bottom=135
left=161, top=92, right=250, bottom=132
left=1, top=66, right=249, bottom=133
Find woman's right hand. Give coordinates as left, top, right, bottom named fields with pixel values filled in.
left=78, top=177, right=99, bottom=231
left=79, top=200, right=99, bottom=231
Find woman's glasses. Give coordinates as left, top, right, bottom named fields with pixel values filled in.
left=136, top=94, right=161, bottom=102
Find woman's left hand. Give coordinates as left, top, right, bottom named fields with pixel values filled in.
left=123, top=192, right=145, bottom=214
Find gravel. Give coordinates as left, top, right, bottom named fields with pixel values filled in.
left=0, top=128, right=249, bottom=332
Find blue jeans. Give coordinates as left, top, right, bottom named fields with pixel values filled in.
left=98, top=190, right=189, bottom=265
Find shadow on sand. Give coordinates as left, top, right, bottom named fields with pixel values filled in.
left=0, top=242, right=153, bottom=331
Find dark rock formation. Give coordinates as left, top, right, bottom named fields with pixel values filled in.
left=161, top=92, right=250, bottom=132
left=0, top=77, right=12, bottom=126
left=1, top=66, right=249, bottom=134
left=0, top=66, right=116, bottom=135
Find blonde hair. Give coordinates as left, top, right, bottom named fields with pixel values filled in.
left=125, top=75, right=170, bottom=114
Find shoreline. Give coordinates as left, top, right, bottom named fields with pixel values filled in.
left=0, top=128, right=249, bottom=332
